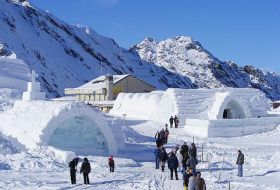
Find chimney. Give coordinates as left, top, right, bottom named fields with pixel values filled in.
left=105, top=74, right=113, bottom=100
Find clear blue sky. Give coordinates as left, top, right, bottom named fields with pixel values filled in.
left=30, top=0, right=280, bottom=72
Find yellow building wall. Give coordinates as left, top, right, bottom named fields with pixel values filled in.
left=112, top=76, right=156, bottom=99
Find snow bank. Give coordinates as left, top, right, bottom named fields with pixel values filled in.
left=186, top=117, right=280, bottom=137
left=0, top=100, right=124, bottom=157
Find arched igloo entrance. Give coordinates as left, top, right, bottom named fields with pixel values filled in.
left=48, top=116, right=109, bottom=155
left=38, top=102, right=119, bottom=156
left=222, top=99, right=246, bottom=119
left=215, top=95, right=252, bottom=120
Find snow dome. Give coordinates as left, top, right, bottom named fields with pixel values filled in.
left=0, top=101, right=124, bottom=155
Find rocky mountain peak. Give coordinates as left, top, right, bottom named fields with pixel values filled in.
left=0, top=0, right=279, bottom=100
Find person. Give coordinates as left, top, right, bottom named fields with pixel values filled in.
left=155, top=131, right=162, bottom=147
left=68, top=157, right=79, bottom=184
left=186, top=155, right=198, bottom=175
left=108, top=156, right=115, bottom=172
left=181, top=142, right=189, bottom=158
left=164, top=126, right=169, bottom=144
left=188, top=172, right=197, bottom=190
left=160, top=129, right=165, bottom=142
left=189, top=143, right=197, bottom=159
left=174, top=115, right=179, bottom=128
left=183, top=167, right=193, bottom=190
left=176, top=146, right=183, bottom=173
left=154, top=147, right=161, bottom=169
left=155, top=130, right=160, bottom=139
left=159, top=147, right=168, bottom=172
left=174, top=144, right=180, bottom=154
left=236, top=150, right=244, bottom=177
left=156, top=138, right=162, bottom=148
left=195, top=171, right=206, bottom=190
left=180, top=143, right=189, bottom=172
left=168, top=152, right=179, bottom=180
left=80, top=157, right=91, bottom=184
left=169, top=116, right=174, bottom=128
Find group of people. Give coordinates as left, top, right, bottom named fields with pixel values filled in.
left=69, top=157, right=91, bottom=185
left=155, top=125, right=169, bottom=146
left=169, top=115, right=179, bottom=128
left=67, top=121, right=245, bottom=189
left=154, top=140, right=206, bottom=189
left=68, top=156, right=115, bottom=185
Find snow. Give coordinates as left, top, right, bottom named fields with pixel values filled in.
left=22, top=80, right=46, bottom=101
left=0, top=88, right=22, bottom=111
left=111, top=88, right=271, bottom=123
left=69, top=74, right=129, bottom=91
left=0, top=0, right=280, bottom=189
left=0, top=89, right=279, bottom=189
left=111, top=88, right=280, bottom=137
left=0, top=100, right=123, bottom=156
left=134, top=37, right=280, bottom=101
left=0, top=57, right=29, bottom=91
left=0, top=117, right=279, bottom=189
left=0, top=0, right=195, bottom=98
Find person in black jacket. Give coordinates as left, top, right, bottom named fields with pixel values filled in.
left=189, top=143, right=197, bottom=159
left=180, top=142, right=189, bottom=171
left=168, top=152, right=179, bottom=180
left=236, top=150, right=245, bottom=177
left=159, top=147, right=168, bottom=172
left=174, top=115, right=179, bottom=128
left=169, top=116, right=174, bottom=128
left=68, top=157, right=79, bottom=184
left=80, top=157, right=91, bottom=184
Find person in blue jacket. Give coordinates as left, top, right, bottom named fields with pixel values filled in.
left=154, top=147, right=161, bottom=169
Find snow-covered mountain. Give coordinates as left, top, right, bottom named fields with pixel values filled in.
left=0, top=0, right=194, bottom=98
left=0, top=0, right=280, bottom=100
left=133, top=37, right=280, bottom=101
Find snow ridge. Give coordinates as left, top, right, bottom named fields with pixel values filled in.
left=133, top=37, right=280, bottom=100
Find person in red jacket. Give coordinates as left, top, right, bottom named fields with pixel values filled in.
left=108, top=156, right=115, bottom=172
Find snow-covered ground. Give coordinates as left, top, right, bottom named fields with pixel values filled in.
left=0, top=78, right=279, bottom=190
left=0, top=113, right=279, bottom=189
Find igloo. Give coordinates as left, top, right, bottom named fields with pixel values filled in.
left=110, top=88, right=280, bottom=137
left=0, top=100, right=125, bottom=155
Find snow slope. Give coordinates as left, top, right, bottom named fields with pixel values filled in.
left=134, top=37, right=280, bottom=101
left=0, top=0, right=194, bottom=98
left=1, top=0, right=280, bottom=100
